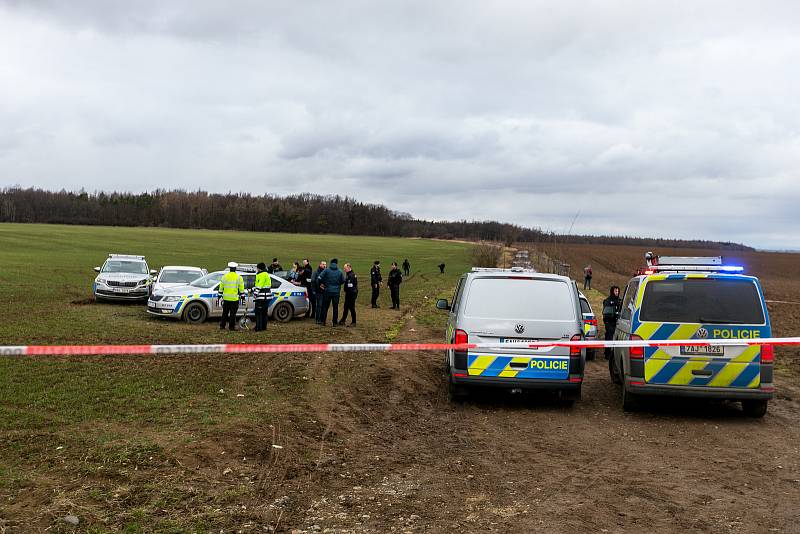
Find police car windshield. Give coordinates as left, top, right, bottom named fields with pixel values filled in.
left=190, top=272, right=223, bottom=288
left=159, top=269, right=203, bottom=284
left=102, top=260, right=148, bottom=274
left=640, top=279, right=765, bottom=325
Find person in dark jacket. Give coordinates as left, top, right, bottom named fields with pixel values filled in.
left=602, top=285, right=622, bottom=360
left=370, top=260, right=382, bottom=308
left=438, top=263, right=445, bottom=274
left=402, top=258, right=410, bottom=276
left=387, top=261, right=402, bottom=309
left=267, top=258, right=283, bottom=274
left=301, top=259, right=314, bottom=318
left=318, top=258, right=346, bottom=326
left=340, top=263, right=358, bottom=326
left=311, top=260, right=327, bottom=323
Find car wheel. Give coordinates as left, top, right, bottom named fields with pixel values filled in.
left=273, top=301, right=293, bottom=323
left=609, top=356, right=622, bottom=384
left=586, top=349, right=595, bottom=361
left=622, top=385, right=638, bottom=412
left=741, top=399, right=768, bottom=418
left=448, top=376, right=469, bottom=402
left=183, top=302, right=208, bottom=324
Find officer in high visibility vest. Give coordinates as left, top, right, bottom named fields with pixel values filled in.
left=218, top=261, right=245, bottom=331
left=253, top=262, right=272, bottom=331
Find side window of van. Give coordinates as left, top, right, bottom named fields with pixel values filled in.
left=451, top=277, right=465, bottom=313
left=619, top=280, right=639, bottom=321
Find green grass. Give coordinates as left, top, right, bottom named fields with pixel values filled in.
left=0, top=223, right=472, bottom=530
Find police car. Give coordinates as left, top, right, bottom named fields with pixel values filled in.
left=152, top=266, right=207, bottom=294
left=93, top=254, right=156, bottom=301
left=436, top=267, right=585, bottom=403
left=579, top=291, right=598, bottom=360
left=609, top=254, right=773, bottom=417
left=147, top=263, right=310, bottom=323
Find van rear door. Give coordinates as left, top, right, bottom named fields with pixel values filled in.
left=637, top=277, right=768, bottom=388
left=461, top=276, right=579, bottom=379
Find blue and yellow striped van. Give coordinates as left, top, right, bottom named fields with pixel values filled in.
left=610, top=267, right=773, bottom=417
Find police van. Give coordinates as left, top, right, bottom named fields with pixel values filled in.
left=609, top=253, right=773, bottom=416
left=436, top=267, right=585, bottom=403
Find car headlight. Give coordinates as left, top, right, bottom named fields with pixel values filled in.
left=138, top=279, right=150, bottom=286
left=96, top=278, right=107, bottom=285
left=163, top=296, right=182, bottom=302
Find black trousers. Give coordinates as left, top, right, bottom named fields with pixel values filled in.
left=390, top=285, right=400, bottom=308
left=321, top=293, right=340, bottom=325
left=341, top=292, right=357, bottom=324
left=220, top=300, right=239, bottom=330
left=403, top=267, right=409, bottom=276
left=315, top=293, right=324, bottom=322
left=604, top=320, right=617, bottom=359
left=307, top=290, right=316, bottom=318
left=254, top=300, right=268, bottom=331
left=371, top=285, right=380, bottom=307
left=584, top=276, right=592, bottom=290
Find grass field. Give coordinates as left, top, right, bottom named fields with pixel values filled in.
left=0, top=224, right=472, bottom=532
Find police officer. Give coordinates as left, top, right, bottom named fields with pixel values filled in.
left=602, top=285, right=622, bottom=360
left=341, top=263, right=358, bottom=326
left=370, top=260, right=382, bottom=308
left=253, top=262, right=272, bottom=331
left=387, top=261, right=402, bottom=309
left=219, top=262, right=245, bottom=331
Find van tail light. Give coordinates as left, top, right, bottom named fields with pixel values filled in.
left=454, top=329, right=468, bottom=346
left=630, top=334, right=644, bottom=360
left=570, top=334, right=582, bottom=356
left=761, top=345, right=774, bottom=363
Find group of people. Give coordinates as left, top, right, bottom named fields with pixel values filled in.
left=217, top=257, right=417, bottom=331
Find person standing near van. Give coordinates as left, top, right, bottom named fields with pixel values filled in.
left=387, top=261, right=402, bottom=309
left=370, top=260, right=382, bottom=308
left=341, top=263, right=358, bottom=326
left=584, top=265, right=593, bottom=290
left=602, top=285, right=622, bottom=359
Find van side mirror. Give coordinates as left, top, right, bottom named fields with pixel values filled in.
left=436, top=299, right=450, bottom=311
left=94, top=266, right=101, bottom=272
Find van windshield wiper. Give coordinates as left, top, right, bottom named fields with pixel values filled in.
left=697, top=317, right=737, bottom=324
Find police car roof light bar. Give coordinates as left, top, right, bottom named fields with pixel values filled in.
left=643, top=253, right=743, bottom=274
left=108, top=254, right=145, bottom=260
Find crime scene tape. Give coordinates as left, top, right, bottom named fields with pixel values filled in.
left=1, top=337, right=800, bottom=356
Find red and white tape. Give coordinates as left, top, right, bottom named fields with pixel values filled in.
left=1, top=338, right=799, bottom=356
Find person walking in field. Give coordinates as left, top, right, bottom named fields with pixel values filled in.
left=218, top=261, right=245, bottom=331
left=402, top=258, right=410, bottom=276
left=340, top=263, right=358, bottom=326
left=584, top=264, right=593, bottom=290
left=318, top=258, right=346, bottom=326
left=387, top=261, right=403, bottom=309
left=370, top=260, right=382, bottom=308
left=602, top=285, right=622, bottom=360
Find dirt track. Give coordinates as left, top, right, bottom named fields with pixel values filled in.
left=280, top=318, right=800, bottom=533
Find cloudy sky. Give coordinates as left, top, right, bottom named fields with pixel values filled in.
left=1, top=1, right=799, bottom=248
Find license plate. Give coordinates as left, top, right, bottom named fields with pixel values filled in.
left=500, top=338, right=538, bottom=344
left=112, top=287, right=130, bottom=293
left=680, top=345, right=723, bottom=356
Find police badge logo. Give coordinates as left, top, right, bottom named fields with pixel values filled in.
left=514, top=324, right=525, bottom=334
left=696, top=327, right=709, bottom=339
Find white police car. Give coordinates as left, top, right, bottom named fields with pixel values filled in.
left=147, top=264, right=310, bottom=323
left=152, top=265, right=207, bottom=294
left=93, top=254, right=156, bottom=301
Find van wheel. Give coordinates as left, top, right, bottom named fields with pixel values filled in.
left=560, top=388, right=580, bottom=406
left=272, top=301, right=293, bottom=323
left=183, top=302, right=207, bottom=324
left=609, top=356, right=622, bottom=384
left=742, top=400, right=768, bottom=418
left=448, top=377, right=469, bottom=402
left=586, top=349, right=595, bottom=361
left=622, top=386, right=638, bottom=412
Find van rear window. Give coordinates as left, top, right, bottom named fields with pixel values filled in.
left=463, top=278, right=576, bottom=321
left=640, top=279, right=764, bottom=324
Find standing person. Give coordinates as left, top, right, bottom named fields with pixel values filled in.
left=267, top=258, right=282, bottom=274
left=253, top=262, right=272, bottom=331
left=218, top=262, right=245, bottom=331
left=370, top=260, right=382, bottom=308
left=602, top=286, right=622, bottom=360
left=438, top=263, right=445, bottom=274
left=584, top=264, right=593, bottom=290
left=301, top=259, right=314, bottom=318
left=311, top=260, right=327, bottom=323
left=402, top=258, right=410, bottom=277
left=288, top=262, right=302, bottom=285
left=340, top=263, right=359, bottom=327
left=387, top=261, right=402, bottom=309
left=318, top=258, right=345, bottom=326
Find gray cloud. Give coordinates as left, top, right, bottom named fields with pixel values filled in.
left=1, top=1, right=799, bottom=247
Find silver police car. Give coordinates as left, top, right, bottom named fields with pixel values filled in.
left=147, top=266, right=310, bottom=323
left=93, top=254, right=156, bottom=301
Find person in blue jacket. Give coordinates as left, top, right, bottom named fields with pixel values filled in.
left=317, top=258, right=346, bottom=326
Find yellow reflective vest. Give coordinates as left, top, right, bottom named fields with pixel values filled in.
left=219, top=271, right=245, bottom=302
left=254, top=271, right=272, bottom=300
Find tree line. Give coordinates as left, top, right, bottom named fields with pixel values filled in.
left=0, top=187, right=752, bottom=251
